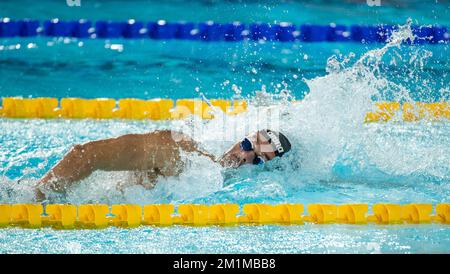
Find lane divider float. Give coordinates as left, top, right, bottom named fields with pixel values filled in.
left=0, top=97, right=246, bottom=120
left=365, top=101, right=450, bottom=122
left=0, top=97, right=448, bottom=122
left=0, top=203, right=449, bottom=229
left=0, top=18, right=448, bottom=44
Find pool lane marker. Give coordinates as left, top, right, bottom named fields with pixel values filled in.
left=0, top=203, right=449, bottom=229
left=0, top=97, right=449, bottom=122
left=0, top=18, right=448, bottom=44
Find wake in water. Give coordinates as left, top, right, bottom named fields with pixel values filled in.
left=0, top=20, right=449, bottom=204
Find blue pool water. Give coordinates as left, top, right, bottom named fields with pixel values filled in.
left=0, top=0, right=449, bottom=253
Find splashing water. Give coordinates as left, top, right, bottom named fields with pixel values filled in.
left=0, top=21, right=449, bottom=205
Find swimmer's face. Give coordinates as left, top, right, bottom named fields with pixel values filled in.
left=218, top=131, right=277, bottom=168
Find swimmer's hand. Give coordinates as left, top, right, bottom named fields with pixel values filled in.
left=34, top=187, right=47, bottom=202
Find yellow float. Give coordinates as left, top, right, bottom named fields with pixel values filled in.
left=0, top=203, right=448, bottom=229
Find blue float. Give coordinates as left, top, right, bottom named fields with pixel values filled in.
left=270, top=24, right=282, bottom=41
left=0, top=18, right=19, bottom=37
left=411, top=26, right=433, bottom=44
left=249, top=23, right=278, bottom=41
left=223, top=22, right=245, bottom=41
left=430, top=26, right=448, bottom=43
left=148, top=21, right=179, bottom=39
left=362, top=26, right=379, bottom=43
left=44, top=19, right=77, bottom=37
left=350, top=25, right=363, bottom=42
left=350, top=25, right=378, bottom=43
left=300, top=25, right=328, bottom=42
left=175, top=22, right=197, bottom=40
left=276, top=23, right=295, bottom=42
left=326, top=24, right=349, bottom=42
left=18, top=19, right=40, bottom=37
left=72, top=20, right=92, bottom=38
left=95, top=21, right=126, bottom=38
left=198, top=21, right=225, bottom=41
left=123, top=20, right=145, bottom=38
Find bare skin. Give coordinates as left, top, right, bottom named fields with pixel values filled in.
left=35, top=130, right=278, bottom=201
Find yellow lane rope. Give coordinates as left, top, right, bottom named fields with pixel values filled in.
left=0, top=97, right=448, bottom=122
left=0, top=203, right=449, bottom=229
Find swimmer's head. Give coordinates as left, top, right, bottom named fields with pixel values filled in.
left=218, top=129, right=292, bottom=168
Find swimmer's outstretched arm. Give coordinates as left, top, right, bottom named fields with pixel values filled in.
left=34, top=133, right=157, bottom=201
left=34, top=132, right=218, bottom=201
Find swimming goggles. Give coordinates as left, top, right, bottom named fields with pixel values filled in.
left=240, top=138, right=265, bottom=165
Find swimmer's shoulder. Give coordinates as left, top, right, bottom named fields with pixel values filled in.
left=145, top=130, right=195, bottom=144
left=146, top=130, right=190, bottom=139
left=147, top=130, right=215, bottom=161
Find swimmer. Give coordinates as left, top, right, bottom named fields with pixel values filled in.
left=34, top=129, right=291, bottom=201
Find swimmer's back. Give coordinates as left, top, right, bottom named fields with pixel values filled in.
left=135, top=130, right=211, bottom=175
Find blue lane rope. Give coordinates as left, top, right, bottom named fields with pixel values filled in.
left=0, top=18, right=448, bottom=44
